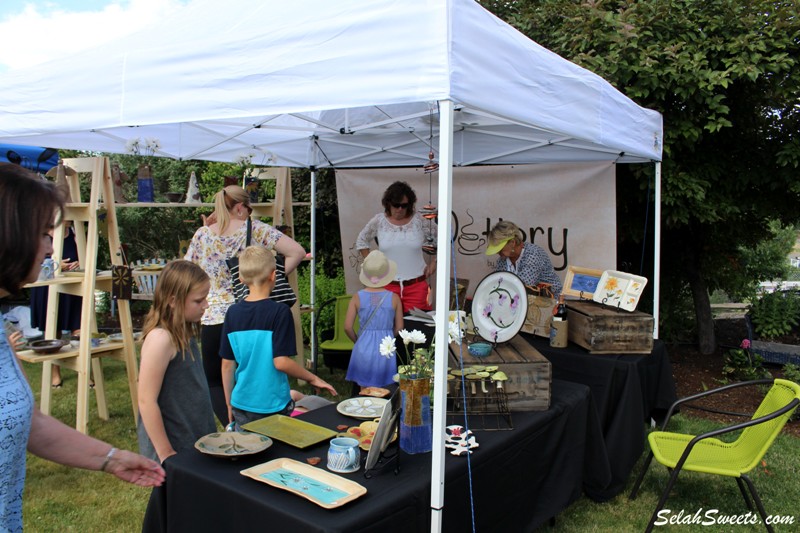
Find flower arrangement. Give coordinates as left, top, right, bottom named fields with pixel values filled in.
left=126, top=137, right=161, bottom=157
left=379, top=314, right=464, bottom=380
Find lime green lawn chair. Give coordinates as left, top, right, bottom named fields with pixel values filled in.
left=629, top=378, right=800, bottom=533
left=315, top=295, right=357, bottom=372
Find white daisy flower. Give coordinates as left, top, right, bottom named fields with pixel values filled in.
left=379, top=336, right=396, bottom=358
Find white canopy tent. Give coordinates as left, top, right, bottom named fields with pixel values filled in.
left=0, top=0, right=662, bottom=528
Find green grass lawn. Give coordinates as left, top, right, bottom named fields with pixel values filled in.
left=21, top=357, right=800, bottom=532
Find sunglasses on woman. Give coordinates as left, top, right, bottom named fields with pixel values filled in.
left=391, top=202, right=409, bottom=209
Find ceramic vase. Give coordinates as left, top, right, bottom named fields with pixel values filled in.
left=137, top=164, right=154, bottom=202
left=399, top=377, right=432, bottom=454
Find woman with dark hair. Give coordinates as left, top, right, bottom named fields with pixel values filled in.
left=0, top=163, right=164, bottom=531
left=184, top=184, right=306, bottom=423
left=356, top=181, right=437, bottom=313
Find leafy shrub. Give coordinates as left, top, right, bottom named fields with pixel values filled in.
left=295, top=260, right=346, bottom=345
left=749, top=289, right=800, bottom=340
left=722, top=340, right=771, bottom=382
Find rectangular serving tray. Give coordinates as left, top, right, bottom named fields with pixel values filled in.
left=240, top=458, right=367, bottom=509
left=592, top=270, right=648, bottom=312
left=241, top=414, right=336, bottom=449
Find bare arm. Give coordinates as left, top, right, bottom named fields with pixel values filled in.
left=343, top=295, right=359, bottom=343
left=355, top=215, right=379, bottom=256
left=392, top=293, right=404, bottom=334
left=274, top=235, right=306, bottom=275
left=274, top=356, right=338, bottom=397
left=221, top=358, right=236, bottom=424
left=137, top=329, right=177, bottom=463
left=28, top=410, right=164, bottom=486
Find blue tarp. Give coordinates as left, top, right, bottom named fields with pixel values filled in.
left=0, top=144, right=58, bottom=172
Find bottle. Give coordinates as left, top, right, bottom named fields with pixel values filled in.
left=550, top=294, right=569, bottom=348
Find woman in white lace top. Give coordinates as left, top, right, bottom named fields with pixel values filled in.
left=356, top=181, right=437, bottom=313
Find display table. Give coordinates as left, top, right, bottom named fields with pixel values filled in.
left=521, top=333, right=677, bottom=501
left=143, top=380, right=610, bottom=533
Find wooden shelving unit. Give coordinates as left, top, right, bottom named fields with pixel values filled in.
left=103, top=167, right=308, bottom=366
left=18, top=157, right=139, bottom=434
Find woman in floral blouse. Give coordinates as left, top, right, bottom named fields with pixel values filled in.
left=185, top=185, right=305, bottom=423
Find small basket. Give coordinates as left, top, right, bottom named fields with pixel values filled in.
left=467, top=342, right=492, bottom=358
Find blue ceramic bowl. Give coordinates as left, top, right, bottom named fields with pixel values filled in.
left=468, top=342, right=492, bottom=358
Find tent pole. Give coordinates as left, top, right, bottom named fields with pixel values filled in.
left=310, top=167, right=318, bottom=371
left=653, top=161, right=661, bottom=339
left=430, top=99, right=454, bottom=532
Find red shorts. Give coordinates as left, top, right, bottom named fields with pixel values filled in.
left=386, top=278, right=431, bottom=314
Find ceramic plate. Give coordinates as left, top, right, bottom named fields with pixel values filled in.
left=241, top=458, right=367, bottom=509
left=359, top=387, right=390, bottom=398
left=365, top=391, right=401, bottom=471
left=592, top=270, right=648, bottom=312
left=241, top=415, right=337, bottom=449
left=471, top=272, right=529, bottom=343
left=336, top=397, right=389, bottom=419
left=194, top=431, right=273, bottom=457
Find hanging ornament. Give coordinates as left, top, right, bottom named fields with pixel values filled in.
left=421, top=106, right=438, bottom=255
left=185, top=171, right=202, bottom=203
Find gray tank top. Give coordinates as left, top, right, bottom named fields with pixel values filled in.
left=137, top=337, right=216, bottom=461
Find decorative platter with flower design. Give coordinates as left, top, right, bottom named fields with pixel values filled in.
left=592, top=270, right=648, bottom=312
left=471, top=272, right=528, bottom=343
left=336, top=397, right=389, bottom=419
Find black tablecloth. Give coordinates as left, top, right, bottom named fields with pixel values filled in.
left=143, top=379, right=609, bottom=533
left=521, top=334, right=677, bottom=501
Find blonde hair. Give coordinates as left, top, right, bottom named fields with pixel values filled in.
left=238, top=245, right=275, bottom=286
left=141, top=260, right=209, bottom=358
left=488, top=220, right=523, bottom=246
left=213, top=185, right=251, bottom=234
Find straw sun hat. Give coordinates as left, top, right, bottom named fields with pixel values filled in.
left=359, top=250, right=398, bottom=288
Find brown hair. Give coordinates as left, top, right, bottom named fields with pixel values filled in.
left=0, top=163, right=66, bottom=294
left=213, top=185, right=251, bottom=234
left=381, top=181, right=417, bottom=215
left=141, top=260, right=209, bottom=358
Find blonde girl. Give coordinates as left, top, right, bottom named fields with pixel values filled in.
left=137, top=260, right=216, bottom=463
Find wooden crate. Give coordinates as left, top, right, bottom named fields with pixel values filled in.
left=450, top=336, right=551, bottom=411
left=566, top=300, right=654, bottom=354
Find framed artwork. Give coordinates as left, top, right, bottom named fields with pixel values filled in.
left=562, top=266, right=604, bottom=299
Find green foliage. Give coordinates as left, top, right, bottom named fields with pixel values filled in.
left=749, top=289, right=800, bottom=340
left=295, top=261, right=346, bottom=344
left=483, top=0, right=800, bottom=350
left=722, top=346, right=771, bottom=382
left=657, top=282, right=697, bottom=344
left=782, top=364, right=800, bottom=386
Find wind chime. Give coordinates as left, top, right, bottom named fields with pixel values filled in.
left=420, top=106, right=438, bottom=255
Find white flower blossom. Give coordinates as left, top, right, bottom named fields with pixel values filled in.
left=448, top=319, right=463, bottom=345
left=379, top=336, right=396, bottom=358
left=399, top=329, right=413, bottom=345
left=126, top=137, right=141, bottom=154
left=408, top=330, right=426, bottom=345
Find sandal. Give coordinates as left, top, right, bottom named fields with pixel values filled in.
left=51, top=381, right=63, bottom=389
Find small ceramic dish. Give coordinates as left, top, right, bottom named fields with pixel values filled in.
left=29, top=339, right=68, bottom=354
left=467, top=342, right=492, bottom=358
left=194, top=431, right=272, bottom=457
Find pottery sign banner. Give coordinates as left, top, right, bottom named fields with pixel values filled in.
left=335, top=162, right=616, bottom=300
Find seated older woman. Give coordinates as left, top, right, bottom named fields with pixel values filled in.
left=485, top=220, right=562, bottom=297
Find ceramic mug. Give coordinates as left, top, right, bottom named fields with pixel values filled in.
left=39, top=257, right=55, bottom=281
left=327, top=437, right=360, bottom=473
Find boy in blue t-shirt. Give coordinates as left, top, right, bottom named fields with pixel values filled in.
left=220, top=246, right=337, bottom=426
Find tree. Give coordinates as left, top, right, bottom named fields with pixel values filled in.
left=483, top=0, right=800, bottom=353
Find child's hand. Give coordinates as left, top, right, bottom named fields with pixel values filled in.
left=310, top=376, right=338, bottom=397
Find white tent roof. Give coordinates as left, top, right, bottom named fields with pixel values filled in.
left=0, top=0, right=662, bottom=167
